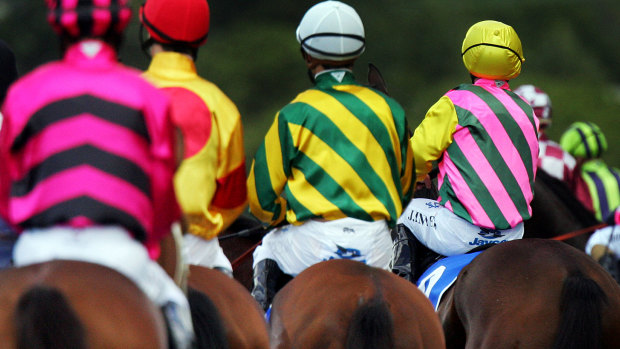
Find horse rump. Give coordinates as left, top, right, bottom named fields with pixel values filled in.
left=553, top=270, right=607, bottom=349
left=345, top=295, right=394, bottom=349
left=14, top=285, right=86, bottom=349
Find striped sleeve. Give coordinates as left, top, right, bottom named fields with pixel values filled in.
left=247, top=112, right=288, bottom=226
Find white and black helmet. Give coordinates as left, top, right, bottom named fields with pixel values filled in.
left=296, top=1, right=365, bottom=61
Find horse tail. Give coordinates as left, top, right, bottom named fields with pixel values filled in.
left=552, top=270, right=607, bottom=349
left=345, top=294, right=394, bottom=349
left=187, top=287, right=229, bottom=349
left=14, top=285, right=87, bottom=349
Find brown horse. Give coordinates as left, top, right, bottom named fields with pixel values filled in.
left=187, top=264, right=269, bottom=349
left=269, top=259, right=446, bottom=349
left=438, top=238, right=620, bottom=349
left=0, top=260, right=167, bottom=348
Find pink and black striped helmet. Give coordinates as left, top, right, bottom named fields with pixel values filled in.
left=45, top=0, right=132, bottom=39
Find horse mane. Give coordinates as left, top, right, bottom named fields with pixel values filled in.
left=552, top=270, right=607, bottom=349
left=14, top=285, right=86, bottom=349
left=345, top=292, right=394, bottom=349
left=186, top=287, right=229, bottom=349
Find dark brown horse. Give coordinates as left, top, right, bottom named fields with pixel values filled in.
left=438, top=238, right=620, bottom=349
left=187, top=264, right=269, bottom=349
left=269, top=259, right=445, bottom=349
left=0, top=260, right=168, bottom=348
left=525, top=169, right=602, bottom=249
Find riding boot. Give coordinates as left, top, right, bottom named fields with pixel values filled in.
left=251, top=258, right=288, bottom=312
left=161, top=302, right=196, bottom=349
left=390, top=223, right=441, bottom=283
left=390, top=223, right=417, bottom=283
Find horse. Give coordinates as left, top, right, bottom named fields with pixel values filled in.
left=269, top=259, right=446, bottom=349
left=0, top=260, right=168, bottom=348
left=433, top=238, right=620, bottom=349
left=187, top=264, right=270, bottom=349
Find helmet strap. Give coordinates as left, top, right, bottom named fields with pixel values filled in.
left=140, top=24, right=155, bottom=59
left=306, top=68, right=316, bottom=85
left=140, top=25, right=198, bottom=61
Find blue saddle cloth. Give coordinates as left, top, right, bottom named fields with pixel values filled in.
left=416, top=252, right=481, bottom=310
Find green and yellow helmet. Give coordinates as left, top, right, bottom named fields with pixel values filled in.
left=560, top=122, right=608, bottom=159
left=461, top=20, right=525, bottom=80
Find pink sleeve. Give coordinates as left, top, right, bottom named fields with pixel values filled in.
left=143, top=88, right=181, bottom=257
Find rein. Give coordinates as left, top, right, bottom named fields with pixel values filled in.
left=231, top=240, right=263, bottom=270
left=550, top=222, right=607, bottom=241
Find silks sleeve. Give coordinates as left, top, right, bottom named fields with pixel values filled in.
left=411, top=95, right=458, bottom=182
left=247, top=112, right=288, bottom=226
left=209, top=94, right=248, bottom=234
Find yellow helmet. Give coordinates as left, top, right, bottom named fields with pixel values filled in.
left=461, top=20, right=525, bottom=80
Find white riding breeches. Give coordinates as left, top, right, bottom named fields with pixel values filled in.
left=13, top=226, right=194, bottom=334
left=252, top=217, right=392, bottom=276
left=183, top=233, right=233, bottom=274
left=399, top=198, right=524, bottom=256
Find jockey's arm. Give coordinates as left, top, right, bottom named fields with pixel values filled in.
left=247, top=112, right=288, bottom=226
left=411, top=96, right=458, bottom=182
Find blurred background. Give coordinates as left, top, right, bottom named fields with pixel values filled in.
left=1, top=0, right=619, bottom=171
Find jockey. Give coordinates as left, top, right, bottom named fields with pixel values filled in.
left=247, top=0, right=414, bottom=311
left=514, top=84, right=576, bottom=184
left=140, top=0, right=247, bottom=278
left=560, top=121, right=620, bottom=221
left=391, top=20, right=539, bottom=283
left=0, top=1, right=194, bottom=347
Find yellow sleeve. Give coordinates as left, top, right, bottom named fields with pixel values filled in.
left=401, top=133, right=415, bottom=202
left=411, top=95, right=458, bottom=182
left=209, top=91, right=248, bottom=234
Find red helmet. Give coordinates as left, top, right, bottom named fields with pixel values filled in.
left=45, top=0, right=132, bottom=39
left=140, top=0, right=210, bottom=48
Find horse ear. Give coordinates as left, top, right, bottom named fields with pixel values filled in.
left=367, top=63, right=389, bottom=96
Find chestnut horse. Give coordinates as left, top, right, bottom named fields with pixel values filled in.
left=187, top=264, right=269, bottom=349
left=437, top=238, right=620, bottom=349
left=0, top=260, right=168, bottom=348
left=269, top=259, right=445, bottom=349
